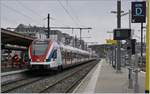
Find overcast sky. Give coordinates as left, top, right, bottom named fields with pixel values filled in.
left=1, top=0, right=145, bottom=44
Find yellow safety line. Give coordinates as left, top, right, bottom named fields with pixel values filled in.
left=145, top=0, right=149, bottom=93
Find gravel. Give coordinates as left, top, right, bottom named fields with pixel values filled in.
left=2, top=60, right=98, bottom=93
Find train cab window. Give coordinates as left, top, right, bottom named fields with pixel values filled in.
left=32, top=41, right=48, bottom=55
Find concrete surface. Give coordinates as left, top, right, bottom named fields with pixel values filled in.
left=73, top=59, right=145, bottom=93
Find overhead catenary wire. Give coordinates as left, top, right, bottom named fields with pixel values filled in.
left=3, top=16, right=20, bottom=28
left=16, top=0, right=58, bottom=26
left=66, top=1, right=86, bottom=27
left=16, top=0, right=42, bottom=17
left=16, top=1, right=45, bottom=26
left=57, top=0, right=79, bottom=27
left=57, top=0, right=90, bottom=38
left=67, top=4, right=91, bottom=34
left=66, top=0, right=92, bottom=28
left=43, top=15, right=71, bottom=28
left=2, top=3, right=41, bottom=25
left=2, top=16, right=18, bottom=24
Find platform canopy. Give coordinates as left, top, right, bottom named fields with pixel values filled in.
left=1, top=28, right=35, bottom=47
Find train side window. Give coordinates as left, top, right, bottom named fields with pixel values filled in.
left=52, top=50, right=57, bottom=60
left=61, top=51, right=64, bottom=58
left=54, top=50, right=57, bottom=59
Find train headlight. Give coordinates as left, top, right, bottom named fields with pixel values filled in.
left=28, top=59, right=31, bottom=62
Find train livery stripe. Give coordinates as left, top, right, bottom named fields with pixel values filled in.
left=29, top=46, right=32, bottom=59
left=44, top=41, right=52, bottom=60
left=46, top=42, right=54, bottom=59
left=47, top=48, right=55, bottom=60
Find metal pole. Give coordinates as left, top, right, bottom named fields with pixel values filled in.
left=111, top=45, right=114, bottom=67
left=141, top=23, right=143, bottom=66
left=134, top=70, right=139, bottom=93
left=128, top=40, right=133, bottom=89
left=115, top=45, right=117, bottom=69
left=112, top=46, right=114, bottom=67
left=129, top=10, right=131, bottom=29
left=117, top=0, right=121, bottom=28
left=117, top=0, right=121, bottom=72
left=47, top=13, right=50, bottom=39
left=112, top=45, right=116, bottom=68
left=145, top=0, right=149, bottom=93
left=74, top=35, right=75, bottom=47
left=128, top=67, right=133, bottom=88
left=128, top=9, right=133, bottom=89
left=109, top=48, right=111, bottom=64
left=80, top=28, right=82, bottom=49
left=134, top=52, right=139, bottom=93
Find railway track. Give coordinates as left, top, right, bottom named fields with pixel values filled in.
left=1, top=69, right=28, bottom=85
left=1, top=77, right=43, bottom=93
left=40, top=61, right=97, bottom=93
left=1, top=77, right=28, bottom=86
left=1, top=60, right=98, bottom=93
left=1, top=69, right=57, bottom=93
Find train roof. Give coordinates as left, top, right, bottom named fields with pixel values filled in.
left=60, top=44, right=90, bottom=55
left=31, top=39, right=92, bottom=55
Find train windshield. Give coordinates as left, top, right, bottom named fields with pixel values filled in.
left=32, top=41, right=48, bottom=55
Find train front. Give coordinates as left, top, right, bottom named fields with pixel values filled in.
left=28, top=39, right=53, bottom=69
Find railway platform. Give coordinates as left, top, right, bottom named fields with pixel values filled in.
left=1, top=61, right=27, bottom=73
left=1, top=66, right=27, bottom=73
left=73, top=59, right=145, bottom=93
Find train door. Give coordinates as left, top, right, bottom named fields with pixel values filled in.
left=56, top=48, right=62, bottom=66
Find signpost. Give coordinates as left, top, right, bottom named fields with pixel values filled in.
left=132, top=1, right=146, bottom=66
left=106, top=39, right=117, bottom=68
left=127, top=39, right=136, bottom=54
left=131, top=39, right=136, bottom=55
left=131, top=1, right=146, bottom=93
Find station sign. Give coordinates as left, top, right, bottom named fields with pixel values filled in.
left=131, top=1, right=146, bottom=23
left=113, top=29, right=131, bottom=40
left=106, top=39, right=117, bottom=44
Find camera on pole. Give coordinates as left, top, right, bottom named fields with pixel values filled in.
left=131, top=39, right=136, bottom=55
left=126, top=39, right=136, bottom=55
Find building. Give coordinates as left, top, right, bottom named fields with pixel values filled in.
left=14, top=24, right=47, bottom=40
left=13, top=24, right=87, bottom=50
left=49, top=30, right=63, bottom=43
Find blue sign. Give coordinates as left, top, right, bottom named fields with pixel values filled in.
left=132, top=1, right=146, bottom=23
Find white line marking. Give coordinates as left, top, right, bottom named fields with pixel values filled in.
left=72, top=62, right=98, bottom=93
left=73, top=60, right=103, bottom=93
left=1, top=69, right=28, bottom=76
left=83, top=60, right=102, bottom=93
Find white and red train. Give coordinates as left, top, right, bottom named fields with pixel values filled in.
left=28, top=39, right=97, bottom=70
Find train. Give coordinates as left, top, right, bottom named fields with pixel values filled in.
left=28, top=39, right=97, bottom=70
